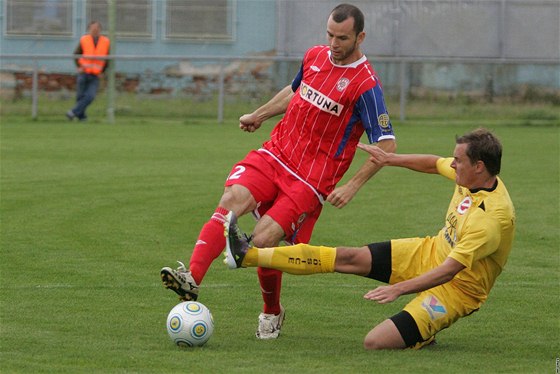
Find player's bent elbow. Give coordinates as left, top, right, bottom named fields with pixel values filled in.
left=379, top=138, right=397, bottom=153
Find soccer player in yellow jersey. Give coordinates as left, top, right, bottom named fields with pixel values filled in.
left=223, top=128, right=515, bottom=349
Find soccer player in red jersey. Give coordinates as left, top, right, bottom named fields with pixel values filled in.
left=161, top=3, right=396, bottom=339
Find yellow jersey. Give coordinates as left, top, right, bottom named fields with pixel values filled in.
left=434, top=158, right=516, bottom=302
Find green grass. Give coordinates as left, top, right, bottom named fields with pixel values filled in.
left=1, top=112, right=559, bottom=373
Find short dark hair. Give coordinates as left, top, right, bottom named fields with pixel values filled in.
left=330, top=4, right=365, bottom=35
left=456, top=128, right=502, bottom=176
left=88, top=20, right=101, bottom=29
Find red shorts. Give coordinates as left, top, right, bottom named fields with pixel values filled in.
left=224, top=150, right=323, bottom=244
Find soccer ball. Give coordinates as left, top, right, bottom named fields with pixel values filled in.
left=166, top=301, right=214, bottom=347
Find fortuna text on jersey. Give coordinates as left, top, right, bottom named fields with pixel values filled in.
left=299, top=82, right=344, bottom=116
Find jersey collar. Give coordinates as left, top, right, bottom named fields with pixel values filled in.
left=328, top=51, right=367, bottom=68
left=469, top=179, right=499, bottom=194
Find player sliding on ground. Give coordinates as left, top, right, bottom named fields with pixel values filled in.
left=224, top=128, right=516, bottom=349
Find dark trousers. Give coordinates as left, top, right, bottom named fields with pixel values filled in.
left=72, top=73, right=100, bottom=120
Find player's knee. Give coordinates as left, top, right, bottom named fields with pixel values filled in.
left=252, top=224, right=284, bottom=247
left=218, top=190, right=235, bottom=207
left=252, top=230, right=280, bottom=248
left=335, top=247, right=370, bottom=267
left=362, top=327, right=386, bottom=350
left=363, top=333, right=406, bottom=350
left=251, top=215, right=285, bottom=247
left=363, top=336, right=384, bottom=350
left=362, top=319, right=408, bottom=350
left=219, top=185, right=255, bottom=213
left=335, top=247, right=354, bottom=264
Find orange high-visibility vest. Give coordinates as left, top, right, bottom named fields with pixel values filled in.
left=78, top=35, right=110, bottom=75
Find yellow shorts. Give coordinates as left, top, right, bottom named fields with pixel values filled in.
left=390, top=238, right=480, bottom=348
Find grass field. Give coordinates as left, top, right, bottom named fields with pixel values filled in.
left=1, top=108, right=559, bottom=373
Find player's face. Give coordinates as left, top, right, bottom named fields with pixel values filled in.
left=327, top=15, right=365, bottom=65
left=451, top=143, right=479, bottom=188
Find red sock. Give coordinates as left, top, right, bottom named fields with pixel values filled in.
left=258, top=267, right=283, bottom=315
left=189, top=207, right=229, bottom=284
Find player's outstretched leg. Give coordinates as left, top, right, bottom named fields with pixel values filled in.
left=160, top=261, right=199, bottom=301
left=224, top=219, right=337, bottom=275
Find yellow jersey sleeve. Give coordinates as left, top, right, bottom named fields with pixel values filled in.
left=436, top=157, right=455, bottom=181
left=448, top=209, right=501, bottom=269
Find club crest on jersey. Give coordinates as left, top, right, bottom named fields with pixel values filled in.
left=457, top=196, right=472, bottom=214
left=336, top=78, right=350, bottom=92
left=378, top=113, right=390, bottom=128
left=300, top=82, right=344, bottom=116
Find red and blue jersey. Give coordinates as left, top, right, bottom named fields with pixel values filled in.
left=261, top=45, right=395, bottom=197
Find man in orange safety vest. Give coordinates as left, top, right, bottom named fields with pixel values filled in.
left=66, top=21, right=110, bottom=122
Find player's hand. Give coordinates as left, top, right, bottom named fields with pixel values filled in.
left=326, top=184, right=358, bottom=209
left=357, top=143, right=387, bottom=165
left=239, top=113, right=262, bottom=133
left=363, top=285, right=400, bottom=304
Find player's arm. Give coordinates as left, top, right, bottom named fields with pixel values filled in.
left=74, top=43, right=83, bottom=70
left=358, top=143, right=441, bottom=174
left=239, top=61, right=304, bottom=132
left=363, top=257, right=466, bottom=304
left=102, top=44, right=110, bottom=73
left=239, top=84, right=294, bottom=133
left=327, top=138, right=396, bottom=208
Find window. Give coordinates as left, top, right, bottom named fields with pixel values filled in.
left=6, top=0, right=73, bottom=36
left=87, top=0, right=153, bottom=38
left=165, top=0, right=234, bottom=41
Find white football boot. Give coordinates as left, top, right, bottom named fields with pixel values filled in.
left=160, top=261, right=199, bottom=301
left=256, top=306, right=285, bottom=339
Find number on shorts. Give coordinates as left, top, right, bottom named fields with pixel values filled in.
left=228, top=165, right=246, bottom=180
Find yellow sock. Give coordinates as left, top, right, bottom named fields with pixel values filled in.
left=242, top=244, right=336, bottom=275
left=241, top=247, right=259, bottom=267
